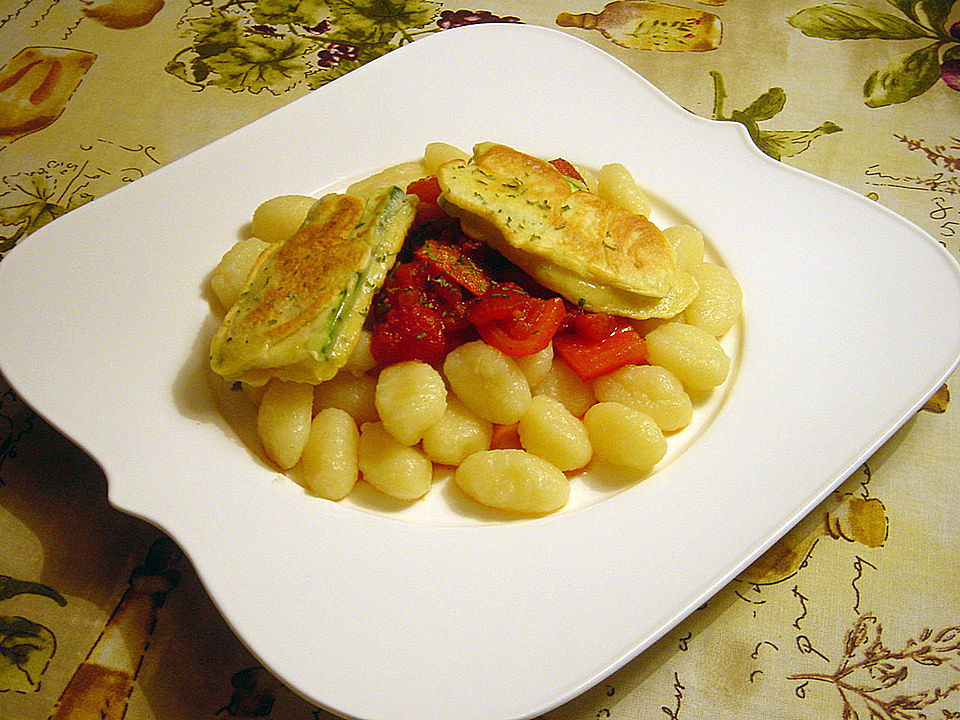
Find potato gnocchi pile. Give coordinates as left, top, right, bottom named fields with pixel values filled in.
left=209, top=143, right=741, bottom=515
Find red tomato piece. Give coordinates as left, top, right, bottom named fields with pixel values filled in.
left=370, top=302, right=449, bottom=366
left=549, top=158, right=586, bottom=185
left=371, top=256, right=476, bottom=365
left=406, top=176, right=442, bottom=204
left=564, top=308, right=635, bottom=341
left=468, top=284, right=566, bottom=357
left=553, top=328, right=648, bottom=381
left=406, top=176, right=455, bottom=231
left=415, top=236, right=494, bottom=296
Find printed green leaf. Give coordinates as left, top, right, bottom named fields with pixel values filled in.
left=756, top=122, right=843, bottom=160
left=709, top=70, right=728, bottom=119
left=186, top=14, right=245, bottom=47
left=253, top=0, right=329, bottom=27
left=329, top=0, right=439, bottom=37
left=788, top=4, right=929, bottom=39
left=886, top=0, right=919, bottom=22
left=204, top=35, right=310, bottom=94
left=0, top=616, right=56, bottom=693
left=863, top=42, right=943, bottom=106
left=740, top=87, right=786, bottom=121
left=914, top=0, right=956, bottom=30
left=728, top=110, right=761, bottom=142
left=0, top=173, right=68, bottom=240
left=305, top=48, right=388, bottom=89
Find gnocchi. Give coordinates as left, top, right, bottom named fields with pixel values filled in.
left=663, top=224, right=705, bottom=271
left=583, top=402, right=667, bottom=472
left=346, top=161, right=427, bottom=202
left=455, top=449, right=570, bottom=514
left=518, top=395, right=592, bottom=471
left=645, top=322, right=731, bottom=392
left=443, top=341, right=531, bottom=424
left=211, top=237, right=270, bottom=310
left=257, top=380, right=313, bottom=469
left=421, top=397, right=492, bottom=466
left=597, top=162, right=651, bottom=217
left=294, top=408, right=359, bottom=500
left=250, top=194, right=315, bottom=244
left=358, top=422, right=433, bottom=500
left=683, top=262, right=743, bottom=337
left=375, top=361, right=447, bottom=445
left=514, top=342, right=554, bottom=388
left=593, top=364, right=692, bottom=432
left=312, top=371, right=378, bottom=424
left=422, top=141, right=469, bottom=175
left=532, top=356, right=596, bottom=417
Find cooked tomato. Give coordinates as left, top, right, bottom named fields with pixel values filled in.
left=553, top=310, right=648, bottom=380
left=370, top=302, right=449, bottom=366
left=415, top=234, right=494, bottom=296
left=549, top=158, right=586, bottom=185
left=468, top=283, right=566, bottom=357
left=406, top=176, right=442, bottom=204
left=406, top=176, right=452, bottom=232
left=371, top=256, right=474, bottom=365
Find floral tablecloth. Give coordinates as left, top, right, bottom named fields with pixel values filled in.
left=1, top=1, right=959, bottom=719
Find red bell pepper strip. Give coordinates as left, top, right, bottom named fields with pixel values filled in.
left=406, top=176, right=442, bottom=204
left=549, top=158, right=586, bottom=185
left=415, top=236, right=494, bottom=296
left=468, top=283, right=566, bottom=357
left=553, top=315, right=648, bottom=381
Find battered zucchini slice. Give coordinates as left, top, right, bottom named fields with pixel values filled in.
left=210, top=187, right=416, bottom=386
left=437, top=143, right=697, bottom=319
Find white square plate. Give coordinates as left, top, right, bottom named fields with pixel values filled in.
left=1, top=24, right=958, bottom=720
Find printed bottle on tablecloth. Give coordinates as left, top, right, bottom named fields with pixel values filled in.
left=0, top=47, right=95, bottom=151
left=47, top=539, right=179, bottom=720
left=556, top=1, right=721, bottom=51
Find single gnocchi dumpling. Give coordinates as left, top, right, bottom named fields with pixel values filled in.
left=294, top=408, right=359, bottom=500
left=257, top=379, right=314, bottom=469
left=211, top=237, right=270, bottom=311
left=532, top=357, right=596, bottom=417
left=683, top=262, right=742, bottom=337
left=346, top=161, right=428, bottom=202
left=443, top=341, right=531, bottom=424
left=375, top=361, right=447, bottom=445
left=645, top=322, right=731, bottom=392
left=358, top=422, right=433, bottom=500
left=250, top=194, right=316, bottom=244
left=593, top=364, right=692, bottom=432
left=342, top=329, right=378, bottom=374
left=422, top=142, right=469, bottom=175
left=596, top=162, right=650, bottom=217
left=518, top=395, right=592, bottom=471
left=421, top=396, right=493, bottom=466
left=514, top=342, right=554, bottom=388
left=455, top=449, right=570, bottom=514
left=313, top=370, right=378, bottom=424
left=663, top=224, right=705, bottom=271
left=583, top=402, right=667, bottom=472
